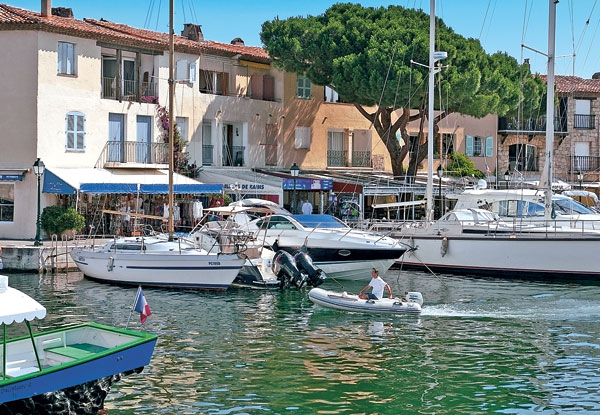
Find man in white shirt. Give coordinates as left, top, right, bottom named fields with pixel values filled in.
left=301, top=200, right=313, bottom=215
left=359, top=268, right=393, bottom=300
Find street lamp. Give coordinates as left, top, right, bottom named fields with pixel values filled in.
left=578, top=171, right=584, bottom=189
left=32, top=158, right=45, bottom=246
left=290, top=162, right=300, bottom=214
left=504, top=170, right=510, bottom=190
left=437, top=164, right=443, bottom=218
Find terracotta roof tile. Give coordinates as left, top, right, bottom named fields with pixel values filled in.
left=0, top=4, right=270, bottom=63
left=540, top=75, right=600, bottom=94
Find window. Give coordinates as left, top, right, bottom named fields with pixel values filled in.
left=324, top=86, right=340, bottom=102
left=66, top=112, right=85, bottom=151
left=575, top=99, right=594, bottom=129
left=465, top=135, right=483, bottom=156
left=294, top=126, right=311, bottom=149
left=58, top=41, right=75, bottom=75
left=176, top=60, right=197, bottom=83
left=199, top=70, right=228, bottom=95
left=297, top=75, right=311, bottom=99
left=0, top=183, right=14, bottom=222
left=176, top=117, right=189, bottom=142
left=409, top=135, right=419, bottom=158
left=327, top=131, right=346, bottom=167
left=442, top=133, right=454, bottom=155
left=202, top=122, right=213, bottom=165
left=509, top=144, right=537, bottom=171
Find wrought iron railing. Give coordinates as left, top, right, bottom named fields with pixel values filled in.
left=570, top=156, right=600, bottom=172
left=102, top=77, right=116, bottom=99
left=574, top=114, right=596, bottom=129
left=327, top=150, right=348, bottom=167
left=202, top=145, right=214, bottom=165
left=509, top=155, right=538, bottom=172
left=96, top=141, right=169, bottom=167
left=222, top=145, right=245, bottom=166
left=498, top=116, right=568, bottom=133
left=351, top=151, right=372, bottom=167
left=101, top=77, right=157, bottom=102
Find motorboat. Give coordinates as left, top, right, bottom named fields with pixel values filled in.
left=71, top=235, right=245, bottom=290
left=308, top=287, right=423, bottom=314
left=0, top=275, right=157, bottom=412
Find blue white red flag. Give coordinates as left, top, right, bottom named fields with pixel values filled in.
left=133, top=287, right=152, bottom=323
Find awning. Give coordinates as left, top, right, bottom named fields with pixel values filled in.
left=43, top=168, right=222, bottom=195
left=197, top=168, right=283, bottom=197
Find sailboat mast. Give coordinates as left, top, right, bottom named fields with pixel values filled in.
left=425, top=0, right=435, bottom=224
left=543, top=0, right=556, bottom=219
left=168, top=0, right=175, bottom=240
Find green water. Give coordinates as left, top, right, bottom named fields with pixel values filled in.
left=5, top=271, right=600, bottom=414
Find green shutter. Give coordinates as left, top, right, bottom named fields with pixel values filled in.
left=465, top=135, right=473, bottom=156
left=485, top=136, right=493, bottom=157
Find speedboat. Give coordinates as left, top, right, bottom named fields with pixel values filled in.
left=308, top=287, right=423, bottom=314
left=0, top=275, right=157, bottom=412
left=70, top=235, right=245, bottom=290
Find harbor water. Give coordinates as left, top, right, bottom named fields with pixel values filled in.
left=5, top=270, right=600, bottom=414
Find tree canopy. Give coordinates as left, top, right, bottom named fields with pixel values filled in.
left=261, top=3, right=545, bottom=176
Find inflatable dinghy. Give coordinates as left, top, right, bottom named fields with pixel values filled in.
left=308, top=288, right=423, bottom=314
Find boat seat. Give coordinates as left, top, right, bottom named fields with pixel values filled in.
left=5, top=365, right=40, bottom=378
left=45, top=343, right=108, bottom=360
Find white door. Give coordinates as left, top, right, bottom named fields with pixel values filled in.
left=574, top=142, right=590, bottom=171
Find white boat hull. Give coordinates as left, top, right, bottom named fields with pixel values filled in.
left=399, top=234, right=600, bottom=278
left=70, top=249, right=244, bottom=290
left=316, top=258, right=397, bottom=281
left=308, top=288, right=422, bottom=314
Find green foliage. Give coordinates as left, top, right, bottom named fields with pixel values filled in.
left=156, top=104, right=198, bottom=178
left=41, top=206, right=85, bottom=236
left=446, top=153, right=485, bottom=179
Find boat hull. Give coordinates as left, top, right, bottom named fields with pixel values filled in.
left=71, top=249, right=244, bottom=290
left=308, top=288, right=422, bottom=314
left=398, top=234, right=600, bottom=279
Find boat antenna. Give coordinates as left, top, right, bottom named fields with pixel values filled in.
left=425, top=0, right=436, bottom=226
left=168, top=0, right=175, bottom=241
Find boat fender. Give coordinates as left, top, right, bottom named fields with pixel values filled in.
left=107, top=256, right=114, bottom=272
left=406, top=291, right=424, bottom=306
left=440, top=237, right=449, bottom=257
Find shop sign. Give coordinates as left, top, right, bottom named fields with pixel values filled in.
left=282, top=179, right=333, bottom=190
left=0, top=174, right=23, bottom=181
left=225, top=183, right=266, bottom=191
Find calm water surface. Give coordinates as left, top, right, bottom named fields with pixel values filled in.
left=5, top=270, right=600, bottom=414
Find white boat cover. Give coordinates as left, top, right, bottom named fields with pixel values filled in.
left=0, top=275, right=46, bottom=324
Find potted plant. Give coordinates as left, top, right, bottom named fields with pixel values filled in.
left=41, top=206, right=85, bottom=239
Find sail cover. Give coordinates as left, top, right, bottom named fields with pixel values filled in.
left=0, top=276, right=46, bottom=325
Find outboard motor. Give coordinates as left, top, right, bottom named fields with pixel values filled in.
left=293, top=250, right=326, bottom=287
left=406, top=291, right=424, bottom=306
left=272, top=250, right=306, bottom=289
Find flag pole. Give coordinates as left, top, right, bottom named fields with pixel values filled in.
left=126, top=285, right=141, bottom=329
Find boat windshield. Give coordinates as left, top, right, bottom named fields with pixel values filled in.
left=292, top=214, right=348, bottom=229
left=553, top=198, right=594, bottom=214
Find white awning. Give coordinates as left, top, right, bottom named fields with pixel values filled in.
left=197, top=168, right=283, bottom=198
left=0, top=276, right=46, bottom=325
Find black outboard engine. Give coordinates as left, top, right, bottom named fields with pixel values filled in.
left=272, top=250, right=307, bottom=289
left=293, top=250, right=326, bottom=287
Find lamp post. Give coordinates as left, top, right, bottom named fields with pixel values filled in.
left=436, top=164, right=443, bottom=218
left=290, top=163, right=300, bottom=214
left=578, top=171, right=583, bottom=190
left=32, top=158, right=45, bottom=246
left=504, top=170, right=510, bottom=190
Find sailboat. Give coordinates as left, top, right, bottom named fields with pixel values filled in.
left=395, top=0, right=600, bottom=279
left=71, top=0, right=245, bottom=290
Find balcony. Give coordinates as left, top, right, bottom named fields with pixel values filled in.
left=327, top=150, right=348, bottom=167
left=574, top=114, right=596, bottom=129
left=96, top=141, right=169, bottom=168
left=351, top=151, right=372, bottom=167
left=202, top=145, right=214, bottom=165
left=570, top=156, right=600, bottom=172
left=222, top=145, right=245, bottom=167
left=102, top=77, right=158, bottom=103
left=509, top=155, right=539, bottom=172
left=498, top=116, right=568, bottom=134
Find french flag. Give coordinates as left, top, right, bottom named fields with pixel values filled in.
left=133, top=286, right=152, bottom=323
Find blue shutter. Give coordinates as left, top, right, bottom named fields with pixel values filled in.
left=108, top=113, right=125, bottom=162
left=58, top=42, right=64, bottom=73
left=137, top=115, right=152, bottom=163
left=66, top=43, right=74, bottom=74
left=465, top=135, right=473, bottom=156
left=485, top=136, right=493, bottom=157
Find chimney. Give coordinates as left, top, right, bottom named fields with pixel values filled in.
left=593, top=72, right=600, bottom=80
left=181, top=24, right=203, bottom=41
left=231, top=37, right=245, bottom=46
left=41, top=0, right=51, bottom=17
left=52, top=7, right=73, bottom=18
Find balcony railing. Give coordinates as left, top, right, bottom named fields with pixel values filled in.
left=574, top=114, right=596, bottom=129
left=96, top=141, right=169, bottom=167
left=509, top=156, right=539, bottom=172
left=102, top=77, right=157, bottom=103
left=222, top=145, right=245, bottom=166
left=570, top=156, right=600, bottom=172
left=327, top=150, right=348, bottom=167
left=498, top=116, right=568, bottom=133
left=202, top=145, right=214, bottom=165
left=351, top=151, right=372, bottom=167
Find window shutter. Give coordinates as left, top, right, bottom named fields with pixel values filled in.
left=66, top=43, right=74, bottom=74
left=220, top=72, right=229, bottom=96
left=295, top=126, right=311, bottom=149
left=465, top=135, right=473, bottom=156
left=251, top=75, right=263, bottom=100
left=176, top=60, right=188, bottom=81
left=485, top=136, right=493, bottom=157
left=263, top=75, right=274, bottom=101
left=58, top=42, right=64, bottom=73
left=189, top=62, right=197, bottom=83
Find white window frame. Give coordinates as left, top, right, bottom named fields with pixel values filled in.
left=57, top=41, right=75, bottom=75
left=176, top=117, right=189, bottom=143
left=65, top=111, right=86, bottom=151
left=297, top=75, right=311, bottom=99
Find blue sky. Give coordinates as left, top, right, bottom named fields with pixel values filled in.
left=8, top=0, right=600, bottom=78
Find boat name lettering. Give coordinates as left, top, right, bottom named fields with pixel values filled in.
left=208, top=262, right=221, bottom=266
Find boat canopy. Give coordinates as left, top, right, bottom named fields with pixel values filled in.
left=292, top=214, right=348, bottom=229
left=0, top=276, right=46, bottom=324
